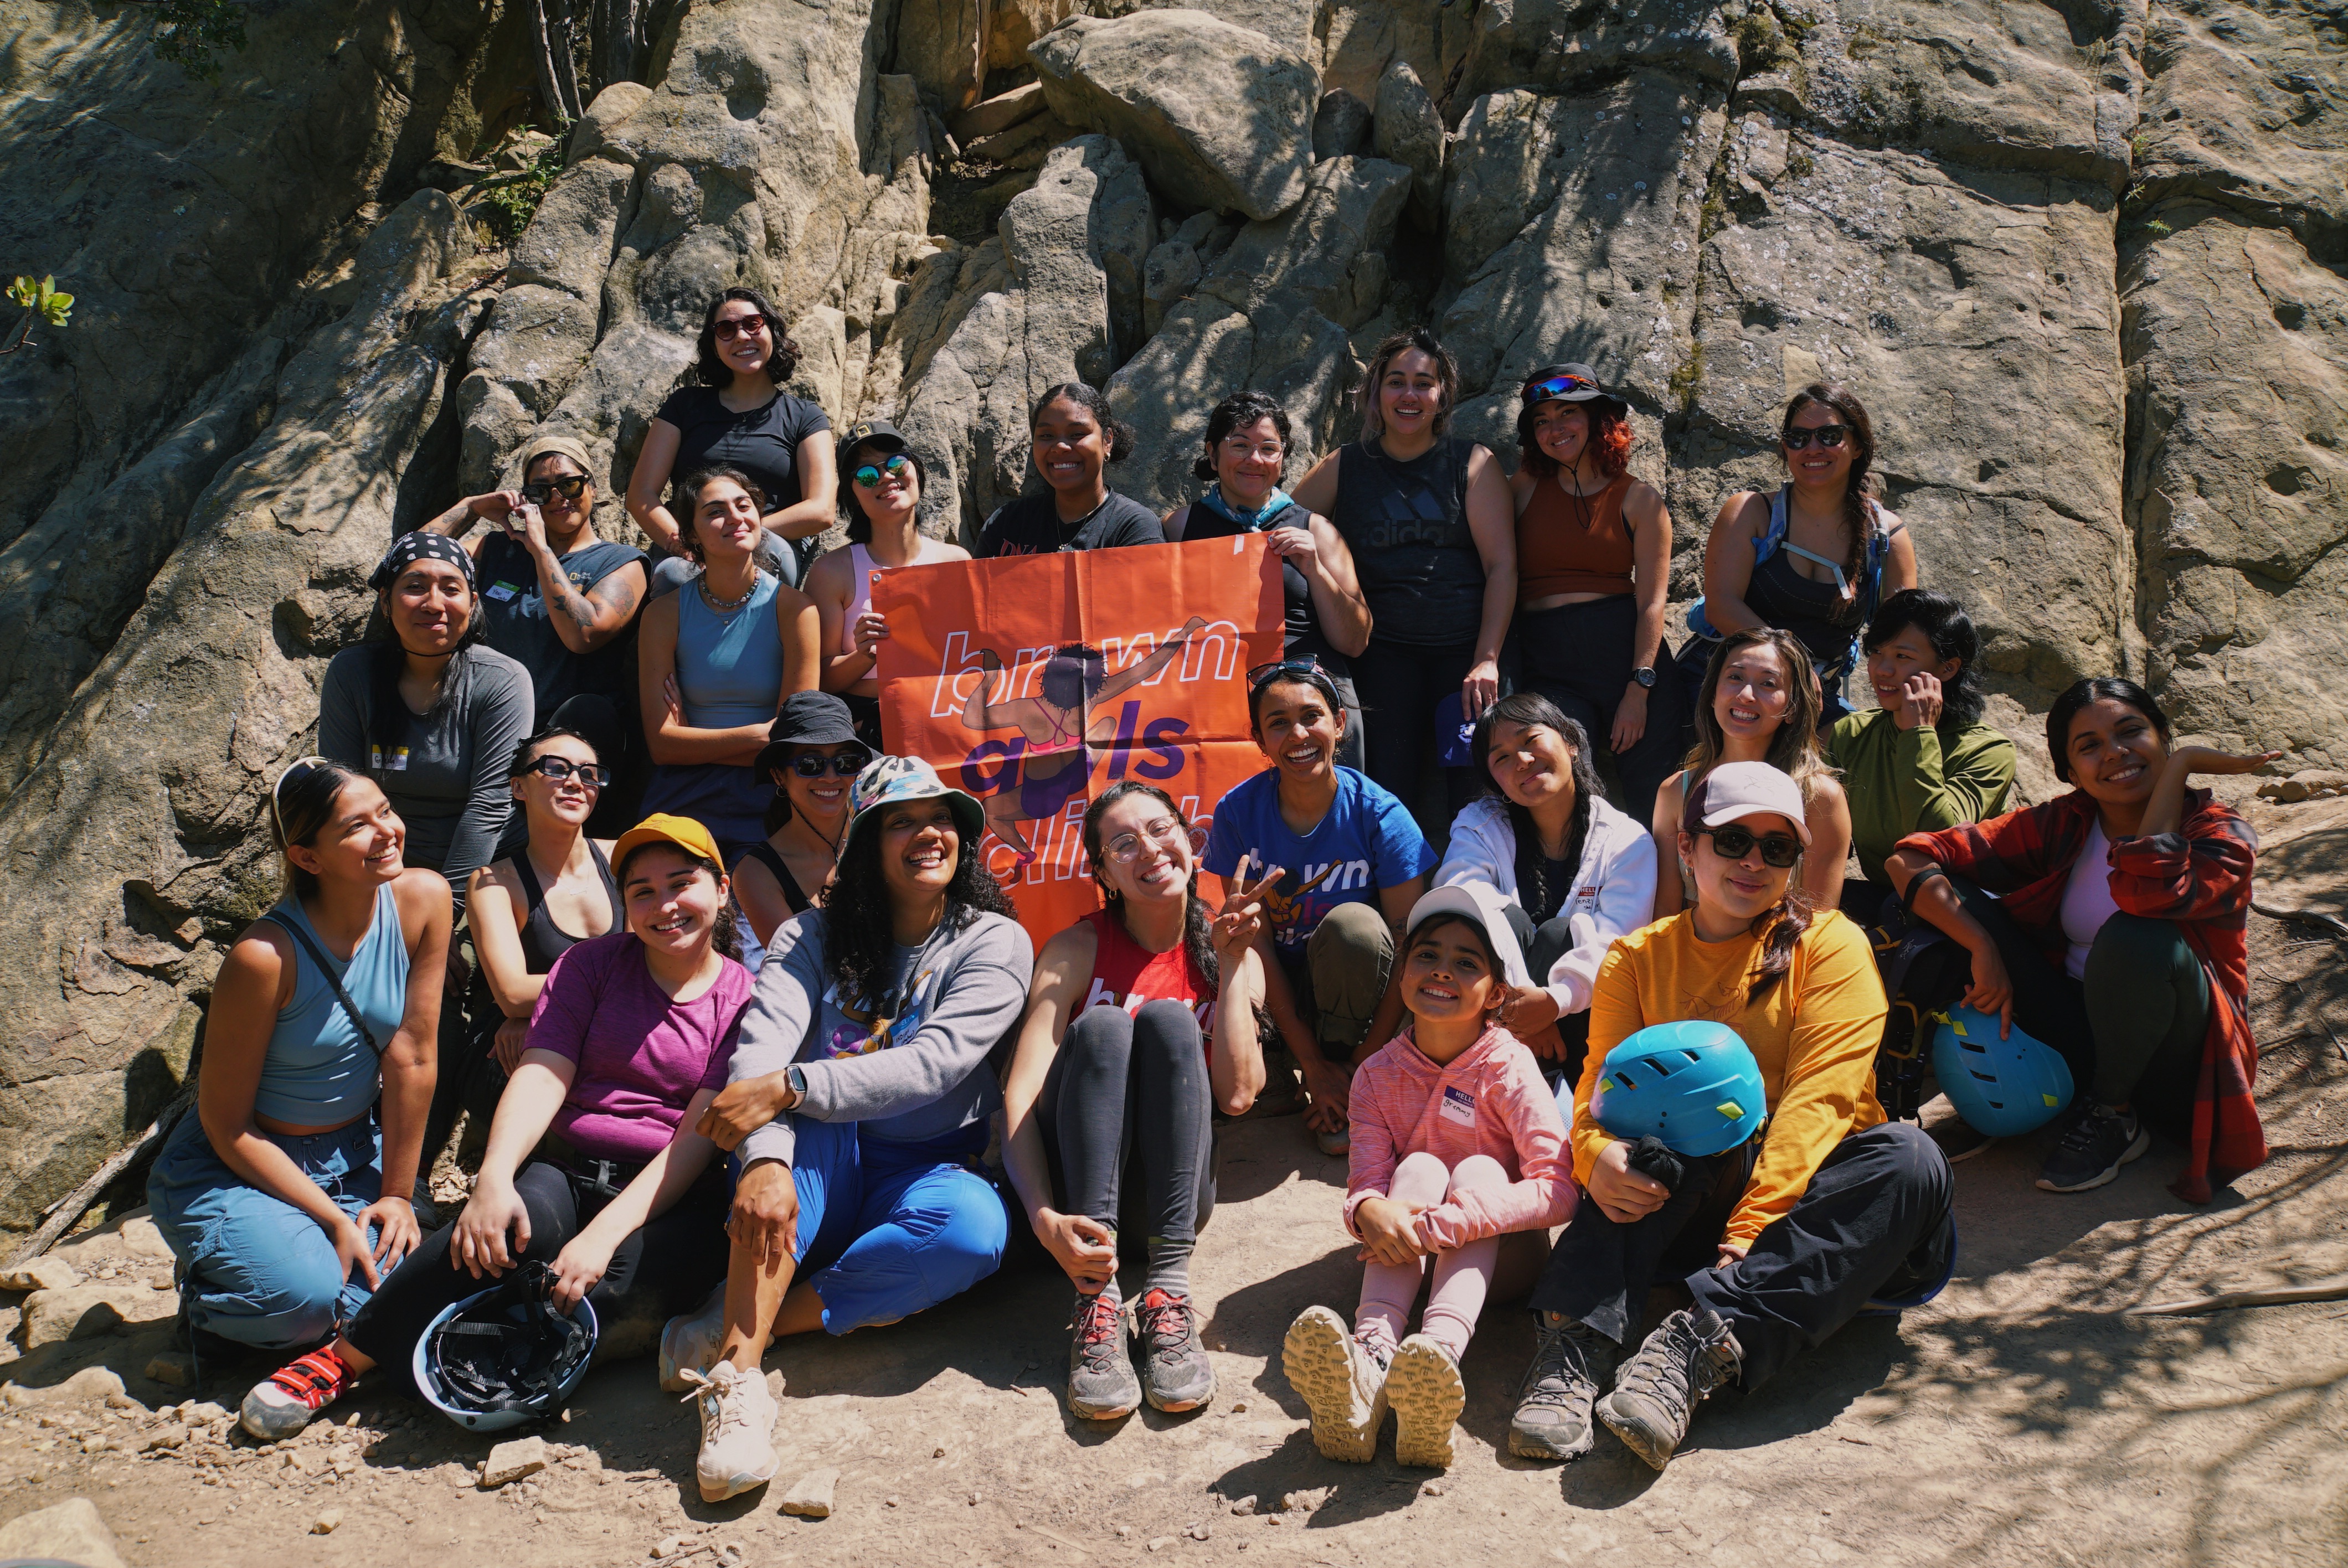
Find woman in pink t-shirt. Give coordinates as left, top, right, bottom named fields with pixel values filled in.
left=238, top=814, right=754, bottom=1438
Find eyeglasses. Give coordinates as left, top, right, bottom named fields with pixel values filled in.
left=268, top=755, right=332, bottom=840
left=1102, top=817, right=1192, bottom=865
left=789, top=749, right=873, bottom=779
left=1521, top=374, right=1599, bottom=404
left=1695, top=824, right=1804, bottom=868
left=1781, top=424, right=1850, bottom=450
left=713, top=316, right=769, bottom=342
left=522, top=474, right=589, bottom=504
left=524, top=757, right=608, bottom=788
left=852, top=454, right=912, bottom=489
left=1247, top=657, right=1334, bottom=695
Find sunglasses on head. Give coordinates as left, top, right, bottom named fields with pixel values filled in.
left=789, top=748, right=873, bottom=779
left=1695, top=824, right=1804, bottom=868
left=713, top=315, right=769, bottom=342
left=1781, top=424, right=1850, bottom=451
left=522, top=474, right=589, bottom=504
left=1521, top=374, right=1599, bottom=404
left=268, top=755, right=332, bottom=840
left=1247, top=657, right=1335, bottom=695
left=524, top=756, right=607, bottom=788
left=853, top=453, right=912, bottom=489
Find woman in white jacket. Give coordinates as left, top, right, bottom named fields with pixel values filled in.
left=1438, top=694, right=1659, bottom=1089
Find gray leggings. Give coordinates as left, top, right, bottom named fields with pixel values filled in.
left=1039, top=1000, right=1217, bottom=1247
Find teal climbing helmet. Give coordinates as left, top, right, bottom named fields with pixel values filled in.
left=1591, top=1021, right=1768, bottom=1157
left=1930, top=1003, right=2074, bottom=1137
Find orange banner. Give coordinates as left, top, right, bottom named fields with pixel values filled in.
left=872, top=535, right=1286, bottom=950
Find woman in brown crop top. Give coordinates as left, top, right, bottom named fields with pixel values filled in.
left=1505, top=364, right=1685, bottom=826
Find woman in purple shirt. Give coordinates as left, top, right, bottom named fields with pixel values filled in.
left=237, top=813, right=753, bottom=1438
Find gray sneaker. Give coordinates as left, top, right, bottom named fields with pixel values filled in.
left=1596, top=1307, right=1742, bottom=1471
left=1508, top=1312, right=1615, bottom=1461
left=1067, top=1291, right=1141, bottom=1420
left=1134, top=1288, right=1216, bottom=1412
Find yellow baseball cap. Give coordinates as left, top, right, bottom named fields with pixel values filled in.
left=610, top=813, right=725, bottom=877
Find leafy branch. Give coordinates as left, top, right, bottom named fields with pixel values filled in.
left=152, top=0, right=249, bottom=81
left=3, top=276, right=75, bottom=357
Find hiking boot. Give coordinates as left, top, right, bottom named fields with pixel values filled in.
left=1134, top=1288, right=1215, bottom=1413
left=2036, top=1103, right=2149, bottom=1192
left=1384, top=1334, right=1466, bottom=1469
left=1281, top=1306, right=1390, bottom=1463
left=1507, top=1312, right=1615, bottom=1461
left=241, top=1345, right=358, bottom=1441
left=684, top=1361, right=779, bottom=1502
left=1927, top=1116, right=1999, bottom=1164
left=658, top=1282, right=728, bottom=1392
left=1067, top=1291, right=1141, bottom=1421
left=1596, top=1307, right=1742, bottom=1471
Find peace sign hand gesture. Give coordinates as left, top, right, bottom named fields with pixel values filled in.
left=1213, top=865, right=1283, bottom=957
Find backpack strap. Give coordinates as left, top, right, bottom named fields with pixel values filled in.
left=261, top=909, right=387, bottom=1059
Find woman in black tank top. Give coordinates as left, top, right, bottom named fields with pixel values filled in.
left=735, top=692, right=868, bottom=948
left=1289, top=329, right=1518, bottom=839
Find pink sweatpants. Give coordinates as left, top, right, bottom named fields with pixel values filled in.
left=1355, top=1151, right=1507, bottom=1360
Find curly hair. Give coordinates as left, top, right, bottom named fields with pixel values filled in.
left=821, top=812, right=1017, bottom=1003
left=1192, top=390, right=1293, bottom=484
left=1472, top=693, right=1604, bottom=921
left=1782, top=381, right=1881, bottom=591
left=1516, top=398, right=1633, bottom=481
left=675, top=464, right=769, bottom=566
left=1082, top=782, right=1218, bottom=996
left=1357, top=327, right=1459, bottom=441
left=695, top=287, right=800, bottom=387
left=1030, top=382, right=1134, bottom=463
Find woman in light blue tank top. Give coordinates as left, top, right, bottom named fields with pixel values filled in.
left=639, top=465, right=820, bottom=858
left=148, top=760, right=451, bottom=1353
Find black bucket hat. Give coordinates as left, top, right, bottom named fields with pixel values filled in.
left=754, top=690, right=865, bottom=780
left=1518, top=362, right=1628, bottom=420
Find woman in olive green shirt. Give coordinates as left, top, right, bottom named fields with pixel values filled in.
left=1825, top=590, right=2016, bottom=924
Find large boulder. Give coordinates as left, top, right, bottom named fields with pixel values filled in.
left=0, top=1498, right=127, bottom=1568
left=1029, top=9, right=1317, bottom=221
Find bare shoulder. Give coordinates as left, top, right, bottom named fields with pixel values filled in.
left=802, top=548, right=850, bottom=599
left=1713, top=490, right=1769, bottom=532
left=1036, top=919, right=1100, bottom=981
left=392, top=867, right=452, bottom=932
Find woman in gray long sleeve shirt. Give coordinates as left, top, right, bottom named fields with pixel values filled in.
left=317, top=533, right=536, bottom=914
left=671, top=757, right=1031, bottom=1504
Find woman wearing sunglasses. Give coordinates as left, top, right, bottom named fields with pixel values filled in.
left=147, top=759, right=449, bottom=1356
left=1678, top=382, right=1918, bottom=726
left=805, top=420, right=969, bottom=745
left=421, top=434, right=649, bottom=808
left=1506, top=761, right=1951, bottom=1473
left=734, top=692, right=867, bottom=950
left=1002, top=783, right=1269, bottom=1421
left=629, top=288, right=839, bottom=591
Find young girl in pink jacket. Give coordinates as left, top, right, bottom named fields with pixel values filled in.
left=1282, top=885, right=1577, bottom=1469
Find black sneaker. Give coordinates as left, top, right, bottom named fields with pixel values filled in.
left=1133, top=1288, right=1216, bottom=1413
left=2036, top=1103, right=2149, bottom=1192
left=1507, top=1312, right=1616, bottom=1461
left=1595, top=1307, right=1742, bottom=1471
left=1065, top=1292, right=1141, bottom=1420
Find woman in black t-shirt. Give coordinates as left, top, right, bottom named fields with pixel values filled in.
left=975, top=383, right=1165, bottom=558
left=629, top=288, right=838, bottom=590
left=1289, top=328, right=1517, bottom=837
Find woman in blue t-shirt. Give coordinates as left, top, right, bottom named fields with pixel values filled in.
left=1204, top=662, right=1435, bottom=1154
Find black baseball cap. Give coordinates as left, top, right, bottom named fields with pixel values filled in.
left=1519, top=362, right=1628, bottom=418
left=835, top=419, right=910, bottom=475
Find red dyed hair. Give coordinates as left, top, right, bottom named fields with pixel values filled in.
left=1517, top=398, right=1633, bottom=480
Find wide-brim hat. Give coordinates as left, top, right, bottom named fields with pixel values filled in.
left=841, top=755, right=986, bottom=864
left=1404, top=883, right=1533, bottom=990
left=754, top=691, right=864, bottom=780
left=1519, top=362, right=1628, bottom=420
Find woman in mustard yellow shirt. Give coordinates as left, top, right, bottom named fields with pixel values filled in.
left=1505, top=761, right=1953, bottom=1473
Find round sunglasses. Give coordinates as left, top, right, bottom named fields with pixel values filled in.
left=1781, top=424, right=1850, bottom=451
left=1694, top=824, right=1804, bottom=868
left=853, top=453, right=912, bottom=489
left=713, top=315, right=769, bottom=342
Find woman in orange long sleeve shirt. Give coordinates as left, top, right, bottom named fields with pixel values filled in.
left=1505, top=761, right=1955, bottom=1474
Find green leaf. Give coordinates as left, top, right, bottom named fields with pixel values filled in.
left=6, top=277, right=33, bottom=309
left=43, top=295, right=74, bottom=326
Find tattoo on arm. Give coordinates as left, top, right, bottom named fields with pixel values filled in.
left=586, top=574, right=639, bottom=625
left=553, top=579, right=599, bottom=630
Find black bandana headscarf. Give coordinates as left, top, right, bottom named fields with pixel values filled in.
left=369, top=530, right=476, bottom=592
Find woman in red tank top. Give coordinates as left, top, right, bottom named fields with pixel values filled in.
left=1001, top=783, right=1270, bottom=1424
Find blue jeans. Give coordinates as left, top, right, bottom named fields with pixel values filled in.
left=786, top=1120, right=1008, bottom=1334
left=147, top=1111, right=383, bottom=1350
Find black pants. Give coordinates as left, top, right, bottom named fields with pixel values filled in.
left=1351, top=635, right=1476, bottom=839
left=1039, top=1001, right=1217, bottom=1250
left=1941, top=881, right=2210, bottom=1133
left=344, top=1159, right=730, bottom=1390
left=1516, top=596, right=1686, bottom=829
left=1502, top=905, right=1594, bottom=1090
left=1531, top=1122, right=1953, bottom=1387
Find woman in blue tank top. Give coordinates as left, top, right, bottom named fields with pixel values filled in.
left=639, top=465, right=821, bottom=860
left=147, top=760, right=451, bottom=1352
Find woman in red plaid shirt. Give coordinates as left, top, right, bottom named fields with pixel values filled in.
left=1884, top=678, right=2279, bottom=1199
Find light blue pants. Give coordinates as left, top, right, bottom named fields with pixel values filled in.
left=147, top=1111, right=382, bottom=1350
left=786, top=1120, right=1008, bottom=1334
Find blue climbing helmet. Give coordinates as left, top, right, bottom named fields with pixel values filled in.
left=1592, top=1021, right=1768, bottom=1157
left=1930, top=1003, right=2073, bottom=1137
left=413, top=1261, right=598, bottom=1433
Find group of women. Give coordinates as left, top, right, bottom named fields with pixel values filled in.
left=140, top=305, right=2278, bottom=1494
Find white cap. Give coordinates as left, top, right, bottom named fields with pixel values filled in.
left=1403, top=883, right=1532, bottom=988
left=1695, top=761, right=1810, bottom=846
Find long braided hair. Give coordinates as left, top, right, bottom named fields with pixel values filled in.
left=1081, top=782, right=1217, bottom=994
left=1781, top=381, right=1880, bottom=591
left=1470, top=693, right=1603, bottom=920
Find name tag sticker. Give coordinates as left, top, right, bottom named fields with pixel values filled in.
left=1440, top=1085, right=1476, bottom=1127
left=485, top=581, right=522, bottom=602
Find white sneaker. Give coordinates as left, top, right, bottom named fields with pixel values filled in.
left=1281, top=1306, right=1389, bottom=1463
left=684, top=1361, right=780, bottom=1503
left=659, top=1283, right=728, bottom=1392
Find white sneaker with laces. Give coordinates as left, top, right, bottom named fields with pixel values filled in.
left=659, top=1282, right=728, bottom=1392
left=684, top=1361, right=779, bottom=1502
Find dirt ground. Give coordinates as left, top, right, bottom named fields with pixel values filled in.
left=3, top=906, right=2346, bottom=1567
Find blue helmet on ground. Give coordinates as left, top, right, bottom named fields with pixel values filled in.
left=1592, top=1021, right=1767, bottom=1157
left=1931, top=1003, right=2073, bottom=1137
left=413, top=1261, right=598, bottom=1433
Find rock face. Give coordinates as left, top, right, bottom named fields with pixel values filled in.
left=0, top=0, right=2343, bottom=1224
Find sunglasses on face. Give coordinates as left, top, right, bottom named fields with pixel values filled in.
left=1521, top=374, right=1598, bottom=404
left=525, top=757, right=608, bottom=788
left=853, top=454, right=912, bottom=489
left=522, top=474, right=589, bottom=504
left=789, top=749, right=872, bottom=779
left=713, top=316, right=769, bottom=342
left=1781, top=424, right=1850, bottom=451
left=1696, top=824, right=1804, bottom=868
left=1103, top=817, right=1192, bottom=865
